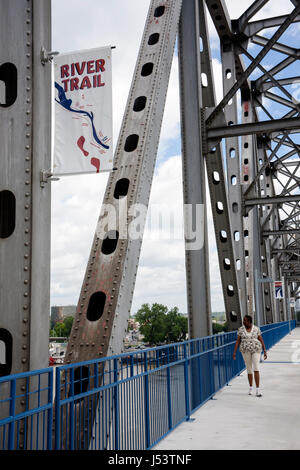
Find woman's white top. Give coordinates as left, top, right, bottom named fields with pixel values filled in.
left=238, top=325, right=262, bottom=354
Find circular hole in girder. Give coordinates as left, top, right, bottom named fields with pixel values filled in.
left=154, top=5, right=165, bottom=17
left=124, top=134, right=139, bottom=152
left=220, top=230, right=227, bottom=243
left=141, top=62, right=154, bottom=77
left=148, top=33, right=160, bottom=45
left=87, top=292, right=106, bottom=322
left=133, top=96, right=147, bottom=112
left=0, top=190, right=16, bottom=239
left=216, top=201, right=224, bottom=214
left=230, top=311, right=238, bottom=322
left=114, top=178, right=130, bottom=199
left=227, top=285, right=234, bottom=297
left=101, top=230, right=119, bottom=255
left=223, top=258, right=231, bottom=271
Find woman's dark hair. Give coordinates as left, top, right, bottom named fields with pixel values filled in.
left=244, top=314, right=253, bottom=324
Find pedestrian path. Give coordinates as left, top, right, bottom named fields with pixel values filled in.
left=153, top=327, right=300, bottom=450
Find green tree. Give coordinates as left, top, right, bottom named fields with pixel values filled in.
left=212, top=322, right=228, bottom=334
left=135, top=303, right=188, bottom=345
left=50, top=316, right=74, bottom=338
left=164, top=307, right=188, bottom=343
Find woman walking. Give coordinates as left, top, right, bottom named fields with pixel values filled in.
left=233, top=315, right=267, bottom=397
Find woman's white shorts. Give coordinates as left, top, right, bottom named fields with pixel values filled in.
left=241, top=351, right=261, bottom=374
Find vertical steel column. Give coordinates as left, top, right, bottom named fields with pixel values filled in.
left=221, top=42, right=247, bottom=316
left=0, top=0, right=51, bottom=429
left=256, top=140, right=274, bottom=323
left=178, top=0, right=212, bottom=338
left=241, top=93, right=256, bottom=317
left=198, top=1, right=243, bottom=331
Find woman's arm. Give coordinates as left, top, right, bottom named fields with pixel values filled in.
left=258, top=335, right=267, bottom=359
left=232, top=335, right=241, bottom=360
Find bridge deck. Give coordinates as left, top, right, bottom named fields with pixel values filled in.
left=153, top=327, right=300, bottom=450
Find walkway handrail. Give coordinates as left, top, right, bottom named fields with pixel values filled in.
left=0, top=320, right=296, bottom=450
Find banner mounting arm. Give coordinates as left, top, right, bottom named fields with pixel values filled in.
left=41, top=47, right=59, bottom=65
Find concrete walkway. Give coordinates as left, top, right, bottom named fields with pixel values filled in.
left=153, top=327, right=300, bottom=450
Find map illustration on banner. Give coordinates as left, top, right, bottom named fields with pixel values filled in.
left=53, top=46, right=113, bottom=176
left=274, top=281, right=284, bottom=299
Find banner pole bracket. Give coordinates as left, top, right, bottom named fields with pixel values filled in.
left=40, top=169, right=60, bottom=188
left=40, top=47, right=59, bottom=65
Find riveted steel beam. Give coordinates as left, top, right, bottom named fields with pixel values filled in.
left=238, top=0, right=270, bottom=32
left=245, top=195, right=300, bottom=207
left=178, top=0, right=212, bottom=337
left=263, top=229, right=300, bottom=237
left=0, top=0, right=51, bottom=447
left=65, top=0, right=183, bottom=361
left=206, top=117, right=300, bottom=140
left=198, top=0, right=243, bottom=330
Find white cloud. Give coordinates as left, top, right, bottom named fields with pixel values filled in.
left=132, top=155, right=225, bottom=314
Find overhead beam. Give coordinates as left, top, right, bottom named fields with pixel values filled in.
left=244, top=195, right=300, bottom=206
left=272, top=248, right=300, bottom=254
left=263, top=229, right=300, bottom=237
left=238, top=0, right=270, bottom=32
left=206, top=116, right=300, bottom=141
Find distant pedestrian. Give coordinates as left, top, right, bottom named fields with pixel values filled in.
left=232, top=315, right=267, bottom=397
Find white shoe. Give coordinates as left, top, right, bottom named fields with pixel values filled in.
left=248, top=387, right=253, bottom=395
left=256, top=388, right=263, bottom=397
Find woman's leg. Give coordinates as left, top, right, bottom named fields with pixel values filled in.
left=242, top=352, right=253, bottom=386
left=252, top=352, right=261, bottom=392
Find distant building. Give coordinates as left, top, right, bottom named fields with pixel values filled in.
left=211, top=312, right=226, bottom=323
left=51, top=305, right=76, bottom=328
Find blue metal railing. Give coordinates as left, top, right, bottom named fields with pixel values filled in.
left=0, top=320, right=296, bottom=450
left=0, top=368, right=53, bottom=450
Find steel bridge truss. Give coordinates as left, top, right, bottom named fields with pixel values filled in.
left=62, top=0, right=300, bottom=369
left=1, top=0, right=300, bottom=423
left=1, top=0, right=300, bottom=451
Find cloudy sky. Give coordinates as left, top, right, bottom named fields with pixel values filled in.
left=50, top=0, right=297, bottom=315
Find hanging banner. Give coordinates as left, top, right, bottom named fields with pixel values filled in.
left=53, top=46, right=113, bottom=176
left=274, top=280, right=284, bottom=299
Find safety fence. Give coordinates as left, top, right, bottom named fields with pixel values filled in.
left=0, top=320, right=296, bottom=450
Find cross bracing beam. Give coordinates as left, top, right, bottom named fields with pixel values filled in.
left=243, top=13, right=300, bottom=37
left=206, top=116, right=300, bottom=141
left=205, top=2, right=300, bottom=127
left=244, top=195, right=300, bottom=207
left=263, top=229, right=300, bottom=237
left=273, top=249, right=300, bottom=254
left=251, top=35, right=299, bottom=57
left=238, top=0, right=270, bottom=32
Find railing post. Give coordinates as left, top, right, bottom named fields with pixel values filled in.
left=144, top=352, right=150, bottom=448
left=47, top=369, right=54, bottom=450
left=54, top=367, right=61, bottom=450
left=209, top=350, right=214, bottom=395
left=166, top=350, right=172, bottom=431
left=217, top=347, right=221, bottom=389
left=8, top=379, right=16, bottom=450
left=113, top=358, right=119, bottom=450
left=69, top=368, right=74, bottom=450
left=197, top=341, right=203, bottom=403
left=183, top=343, right=190, bottom=420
